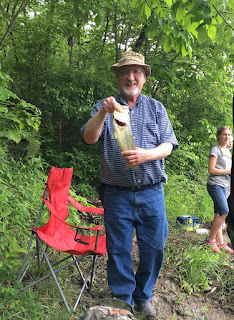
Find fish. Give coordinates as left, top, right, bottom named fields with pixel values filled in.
left=112, top=102, right=138, bottom=170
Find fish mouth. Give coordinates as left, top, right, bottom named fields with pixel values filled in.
left=115, top=119, right=126, bottom=126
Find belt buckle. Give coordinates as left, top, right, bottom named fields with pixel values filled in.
left=132, top=185, right=143, bottom=191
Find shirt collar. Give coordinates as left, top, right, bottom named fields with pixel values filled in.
left=116, top=93, right=143, bottom=107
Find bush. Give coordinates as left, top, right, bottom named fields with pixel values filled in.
left=164, top=174, right=213, bottom=224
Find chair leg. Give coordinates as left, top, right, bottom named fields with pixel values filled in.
left=17, top=232, right=35, bottom=282
left=18, top=234, right=99, bottom=314
left=73, top=267, right=92, bottom=312
left=72, top=254, right=89, bottom=291
left=88, top=255, right=98, bottom=292
left=73, top=255, right=98, bottom=312
left=37, top=238, right=72, bottom=314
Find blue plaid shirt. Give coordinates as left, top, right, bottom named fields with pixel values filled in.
left=81, top=93, right=178, bottom=188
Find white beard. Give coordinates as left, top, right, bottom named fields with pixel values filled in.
left=122, top=86, right=139, bottom=97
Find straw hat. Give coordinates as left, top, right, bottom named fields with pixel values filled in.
left=110, top=50, right=151, bottom=77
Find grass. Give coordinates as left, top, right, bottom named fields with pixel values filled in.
left=1, top=225, right=233, bottom=319
left=0, top=157, right=233, bottom=319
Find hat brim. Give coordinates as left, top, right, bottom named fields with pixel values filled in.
left=110, top=61, right=151, bottom=77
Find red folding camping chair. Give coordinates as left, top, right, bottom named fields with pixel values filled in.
left=17, top=167, right=106, bottom=314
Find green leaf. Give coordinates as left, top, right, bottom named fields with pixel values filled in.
left=181, top=44, right=187, bottom=57
left=95, top=14, right=102, bottom=26
left=174, top=38, right=182, bottom=53
left=222, top=0, right=229, bottom=10
left=181, top=30, right=189, bottom=46
left=165, top=0, right=173, bottom=6
left=130, top=0, right=142, bottom=8
left=159, top=18, right=167, bottom=29
left=192, top=12, right=204, bottom=23
left=170, top=21, right=180, bottom=38
left=10, top=301, right=16, bottom=309
left=0, top=106, right=8, bottom=113
left=188, top=46, right=192, bottom=59
left=145, top=3, right=151, bottom=19
left=17, top=248, right=28, bottom=253
left=188, top=21, right=202, bottom=33
left=176, top=4, right=185, bottom=22
left=9, top=236, right=17, bottom=253
left=153, top=4, right=165, bottom=17
left=162, top=35, right=171, bottom=53
left=198, top=27, right=208, bottom=43
left=5, top=130, right=22, bottom=143
left=203, top=5, right=211, bottom=18
left=207, top=24, right=216, bottom=41
left=1, top=210, right=12, bottom=218
left=147, top=28, right=157, bottom=38
left=216, top=15, right=223, bottom=24
left=0, top=87, right=18, bottom=101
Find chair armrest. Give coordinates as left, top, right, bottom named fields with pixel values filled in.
left=68, top=195, right=104, bottom=215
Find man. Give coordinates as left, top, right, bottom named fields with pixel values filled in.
left=81, top=50, right=178, bottom=319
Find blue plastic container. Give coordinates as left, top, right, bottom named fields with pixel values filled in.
left=176, top=215, right=200, bottom=226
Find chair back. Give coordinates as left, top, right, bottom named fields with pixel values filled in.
left=42, top=167, right=73, bottom=233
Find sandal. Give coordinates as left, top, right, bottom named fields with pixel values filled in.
left=219, top=243, right=234, bottom=254
left=205, top=238, right=221, bottom=253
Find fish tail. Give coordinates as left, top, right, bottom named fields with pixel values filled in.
left=125, top=164, right=139, bottom=171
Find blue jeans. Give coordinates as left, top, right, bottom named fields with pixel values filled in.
left=207, top=183, right=229, bottom=215
left=103, top=183, right=168, bottom=306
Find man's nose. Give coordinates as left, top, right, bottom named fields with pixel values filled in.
left=127, top=72, right=135, bottom=80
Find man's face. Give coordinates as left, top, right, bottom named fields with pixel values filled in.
left=115, top=65, right=146, bottom=99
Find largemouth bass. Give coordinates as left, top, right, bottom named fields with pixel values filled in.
left=112, top=102, right=138, bottom=170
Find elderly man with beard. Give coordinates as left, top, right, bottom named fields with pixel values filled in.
left=81, top=50, right=178, bottom=319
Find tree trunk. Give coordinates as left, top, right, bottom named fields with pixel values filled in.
left=133, top=24, right=148, bottom=52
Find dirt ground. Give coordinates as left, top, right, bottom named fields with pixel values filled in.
left=151, top=229, right=234, bottom=320
left=77, top=226, right=234, bottom=320
left=75, top=209, right=234, bottom=320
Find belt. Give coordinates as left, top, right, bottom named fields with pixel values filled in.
left=111, top=183, right=157, bottom=192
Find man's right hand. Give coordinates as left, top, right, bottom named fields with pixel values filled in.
left=102, top=97, right=121, bottom=114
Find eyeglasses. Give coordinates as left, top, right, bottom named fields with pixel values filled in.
left=117, top=69, right=145, bottom=77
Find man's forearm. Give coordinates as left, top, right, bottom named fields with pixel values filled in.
left=146, top=143, right=173, bottom=161
left=83, top=107, right=108, bottom=144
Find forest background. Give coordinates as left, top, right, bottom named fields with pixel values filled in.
left=0, top=0, right=233, bottom=319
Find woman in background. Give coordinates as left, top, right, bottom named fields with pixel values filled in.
left=206, top=126, right=233, bottom=254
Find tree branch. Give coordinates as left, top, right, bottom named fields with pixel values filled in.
left=213, top=5, right=234, bottom=32
left=144, top=0, right=160, bottom=18
left=0, top=0, right=28, bottom=49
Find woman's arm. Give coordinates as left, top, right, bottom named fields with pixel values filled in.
left=208, top=155, right=231, bottom=175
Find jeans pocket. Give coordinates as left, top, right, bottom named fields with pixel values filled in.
left=152, top=182, right=163, bottom=192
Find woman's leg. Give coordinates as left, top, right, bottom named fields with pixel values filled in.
left=208, top=213, right=227, bottom=242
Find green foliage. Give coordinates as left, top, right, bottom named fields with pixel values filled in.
left=43, top=147, right=101, bottom=199
left=175, top=244, right=233, bottom=296
left=0, top=0, right=233, bottom=181
left=132, top=0, right=233, bottom=57
left=0, top=148, right=98, bottom=319
left=0, top=146, right=48, bottom=282
left=0, top=64, right=41, bottom=157
left=0, top=152, right=233, bottom=318
left=164, top=173, right=213, bottom=223
left=0, top=1, right=233, bottom=318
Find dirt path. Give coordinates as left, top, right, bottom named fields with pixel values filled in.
left=87, top=231, right=234, bottom=320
